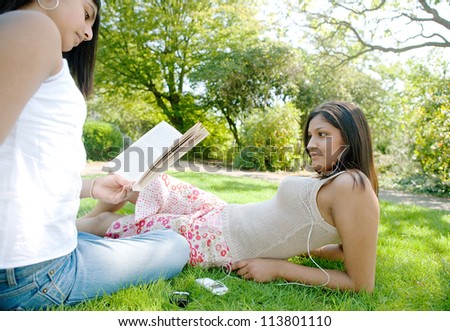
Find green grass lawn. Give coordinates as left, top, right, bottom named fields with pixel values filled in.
left=71, top=171, right=449, bottom=311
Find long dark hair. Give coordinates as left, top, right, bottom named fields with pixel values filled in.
left=303, top=100, right=378, bottom=195
left=0, top=0, right=101, bottom=97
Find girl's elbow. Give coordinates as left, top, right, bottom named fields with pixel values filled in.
left=352, top=280, right=375, bottom=293
left=343, top=272, right=375, bottom=293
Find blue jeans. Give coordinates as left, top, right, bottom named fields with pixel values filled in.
left=0, top=230, right=189, bottom=310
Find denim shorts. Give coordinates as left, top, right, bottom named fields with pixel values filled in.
left=0, top=229, right=189, bottom=310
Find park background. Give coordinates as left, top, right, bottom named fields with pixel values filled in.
left=74, top=0, right=449, bottom=312
left=83, top=0, right=449, bottom=198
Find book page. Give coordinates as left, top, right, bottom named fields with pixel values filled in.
left=103, top=121, right=182, bottom=182
left=132, top=122, right=209, bottom=191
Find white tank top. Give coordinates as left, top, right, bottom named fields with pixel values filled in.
left=0, top=59, right=87, bottom=268
left=222, top=172, right=343, bottom=262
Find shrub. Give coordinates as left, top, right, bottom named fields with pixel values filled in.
left=404, top=60, right=450, bottom=191
left=234, top=104, right=302, bottom=171
left=413, top=104, right=449, bottom=185
left=83, top=121, right=123, bottom=161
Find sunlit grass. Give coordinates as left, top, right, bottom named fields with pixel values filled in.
left=72, top=172, right=449, bottom=311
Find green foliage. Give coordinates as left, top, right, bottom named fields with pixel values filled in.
left=192, top=42, right=300, bottom=147
left=187, top=114, right=235, bottom=164
left=397, top=172, right=450, bottom=197
left=82, top=121, right=123, bottom=161
left=234, top=104, right=302, bottom=171
left=289, top=0, right=449, bottom=195
left=87, top=91, right=166, bottom=141
left=414, top=104, right=449, bottom=184
left=96, top=0, right=266, bottom=133
left=86, top=0, right=448, bottom=195
left=372, top=55, right=449, bottom=196
left=379, top=56, right=450, bottom=193
left=408, top=63, right=450, bottom=185
left=96, top=0, right=213, bottom=131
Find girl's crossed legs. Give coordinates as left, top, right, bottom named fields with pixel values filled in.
left=77, top=174, right=233, bottom=269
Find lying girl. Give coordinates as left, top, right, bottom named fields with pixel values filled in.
left=78, top=100, right=380, bottom=292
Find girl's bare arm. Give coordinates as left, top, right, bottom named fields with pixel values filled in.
left=0, top=11, right=62, bottom=143
left=233, top=173, right=379, bottom=292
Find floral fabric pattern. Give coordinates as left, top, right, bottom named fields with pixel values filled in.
left=105, top=174, right=232, bottom=269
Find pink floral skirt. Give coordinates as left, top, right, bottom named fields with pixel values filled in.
left=105, top=174, right=233, bottom=269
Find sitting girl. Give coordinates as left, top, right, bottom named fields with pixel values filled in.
left=78, top=100, right=380, bottom=292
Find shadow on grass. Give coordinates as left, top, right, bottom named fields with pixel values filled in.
left=375, top=201, right=449, bottom=310
left=379, top=201, right=449, bottom=254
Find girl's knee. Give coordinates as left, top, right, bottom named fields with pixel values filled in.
left=151, top=229, right=190, bottom=262
left=136, top=229, right=190, bottom=278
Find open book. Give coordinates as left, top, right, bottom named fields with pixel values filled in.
left=103, top=121, right=209, bottom=191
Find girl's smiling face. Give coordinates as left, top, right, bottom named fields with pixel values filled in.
left=306, top=114, right=347, bottom=174
left=47, top=0, right=98, bottom=51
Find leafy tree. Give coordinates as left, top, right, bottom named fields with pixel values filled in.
left=192, top=42, right=300, bottom=148
left=87, top=90, right=165, bottom=141
left=96, top=0, right=265, bottom=132
left=405, top=59, right=450, bottom=185
left=290, top=0, right=450, bottom=64
left=236, top=103, right=302, bottom=171
left=83, top=121, right=123, bottom=161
